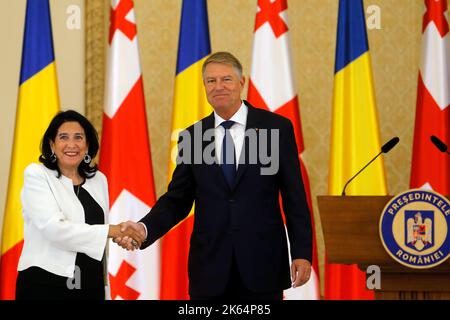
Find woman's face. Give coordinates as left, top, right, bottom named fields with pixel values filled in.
left=50, top=121, right=88, bottom=173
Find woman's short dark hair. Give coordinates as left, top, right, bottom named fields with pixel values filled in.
left=39, top=110, right=99, bottom=179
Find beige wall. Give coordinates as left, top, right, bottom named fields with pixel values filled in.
left=0, top=0, right=85, bottom=242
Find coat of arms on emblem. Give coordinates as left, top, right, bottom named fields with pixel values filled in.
left=405, top=210, right=434, bottom=251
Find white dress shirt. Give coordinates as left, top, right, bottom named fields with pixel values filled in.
left=214, top=101, right=248, bottom=169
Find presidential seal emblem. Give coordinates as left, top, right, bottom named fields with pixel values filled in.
left=379, top=189, right=450, bottom=269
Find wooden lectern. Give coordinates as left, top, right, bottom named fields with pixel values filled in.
left=317, top=195, right=450, bottom=300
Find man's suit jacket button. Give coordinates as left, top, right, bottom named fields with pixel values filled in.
left=229, top=199, right=235, bottom=203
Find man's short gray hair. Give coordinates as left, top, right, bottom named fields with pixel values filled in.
left=202, top=52, right=243, bottom=79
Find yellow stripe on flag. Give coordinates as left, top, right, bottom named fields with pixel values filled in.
left=169, top=57, right=212, bottom=177
left=167, top=58, right=211, bottom=225
left=1, top=62, right=60, bottom=254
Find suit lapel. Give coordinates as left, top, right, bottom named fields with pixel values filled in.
left=201, top=113, right=231, bottom=190
left=232, top=101, right=263, bottom=190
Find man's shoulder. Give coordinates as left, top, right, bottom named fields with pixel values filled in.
left=183, top=113, right=214, bottom=133
left=246, top=102, right=292, bottom=128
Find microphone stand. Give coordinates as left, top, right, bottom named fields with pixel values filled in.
left=341, top=151, right=382, bottom=196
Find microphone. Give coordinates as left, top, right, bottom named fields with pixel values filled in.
left=381, top=136, right=400, bottom=153
left=341, top=137, right=400, bottom=196
left=430, top=135, right=450, bottom=154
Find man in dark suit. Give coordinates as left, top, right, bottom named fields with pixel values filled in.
left=116, top=52, right=312, bottom=300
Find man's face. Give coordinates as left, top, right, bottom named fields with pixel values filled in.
left=203, top=62, right=245, bottom=113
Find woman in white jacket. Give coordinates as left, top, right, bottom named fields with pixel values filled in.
left=16, top=110, right=143, bottom=300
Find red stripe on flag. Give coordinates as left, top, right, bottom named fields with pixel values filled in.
left=275, top=98, right=319, bottom=290
left=248, top=79, right=269, bottom=110
left=325, top=261, right=374, bottom=300
left=0, top=241, right=24, bottom=300
left=410, top=74, right=450, bottom=193
left=275, top=97, right=305, bottom=154
left=100, top=76, right=156, bottom=206
left=248, top=80, right=305, bottom=162
left=160, top=215, right=194, bottom=300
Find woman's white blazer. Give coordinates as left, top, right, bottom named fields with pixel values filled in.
left=18, top=163, right=111, bottom=298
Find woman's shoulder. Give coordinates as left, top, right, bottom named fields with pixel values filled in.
left=23, top=163, right=58, bottom=188
left=90, top=170, right=108, bottom=185
left=24, top=163, right=61, bottom=183
left=24, top=163, right=46, bottom=177
left=93, top=169, right=106, bottom=180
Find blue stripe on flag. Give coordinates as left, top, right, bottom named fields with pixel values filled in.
left=19, top=0, right=55, bottom=85
left=334, top=0, right=369, bottom=74
left=175, top=0, right=211, bottom=75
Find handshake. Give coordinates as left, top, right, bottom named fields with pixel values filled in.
left=108, top=221, right=146, bottom=251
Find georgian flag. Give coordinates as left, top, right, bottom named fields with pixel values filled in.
left=100, top=0, right=160, bottom=300
left=410, top=0, right=450, bottom=194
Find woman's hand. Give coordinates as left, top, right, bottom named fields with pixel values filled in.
left=108, top=224, right=145, bottom=250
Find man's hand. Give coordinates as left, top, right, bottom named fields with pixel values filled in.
left=291, top=259, right=312, bottom=288
left=112, top=221, right=147, bottom=251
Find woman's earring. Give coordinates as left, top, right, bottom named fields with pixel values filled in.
left=50, top=152, right=57, bottom=163
left=84, top=153, right=92, bottom=164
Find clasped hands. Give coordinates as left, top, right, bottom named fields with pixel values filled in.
left=108, top=221, right=146, bottom=251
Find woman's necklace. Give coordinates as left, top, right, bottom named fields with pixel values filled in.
left=76, top=184, right=81, bottom=197
left=75, top=177, right=84, bottom=197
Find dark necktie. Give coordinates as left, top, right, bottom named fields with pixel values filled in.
left=220, top=120, right=236, bottom=187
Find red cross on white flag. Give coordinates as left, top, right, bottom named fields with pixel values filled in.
left=100, top=0, right=160, bottom=300
left=108, top=0, right=137, bottom=42
left=248, top=0, right=320, bottom=300
left=254, top=0, right=288, bottom=38
left=410, top=0, right=450, bottom=193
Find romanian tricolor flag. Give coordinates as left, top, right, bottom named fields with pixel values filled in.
left=160, top=0, right=212, bottom=299
left=326, top=0, right=387, bottom=300
left=0, top=0, right=60, bottom=300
